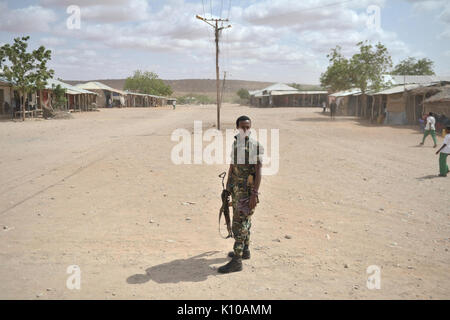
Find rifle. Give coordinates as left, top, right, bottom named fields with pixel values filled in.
left=218, top=171, right=233, bottom=239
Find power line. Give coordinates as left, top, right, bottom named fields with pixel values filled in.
left=227, top=0, right=232, bottom=20
left=210, top=0, right=213, bottom=18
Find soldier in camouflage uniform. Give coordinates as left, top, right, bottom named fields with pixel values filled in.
left=218, top=115, right=264, bottom=274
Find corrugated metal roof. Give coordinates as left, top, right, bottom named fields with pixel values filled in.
left=254, top=91, right=267, bottom=98
left=270, top=90, right=302, bottom=96
left=250, top=83, right=326, bottom=97
left=298, top=90, right=328, bottom=94
left=383, top=75, right=448, bottom=85
left=46, top=79, right=97, bottom=95
left=372, top=83, right=436, bottom=95
left=262, top=83, right=298, bottom=92
left=125, top=91, right=150, bottom=97
left=0, top=76, right=10, bottom=85
left=329, top=89, right=361, bottom=97
left=0, top=77, right=96, bottom=95
left=270, top=90, right=327, bottom=96
left=76, top=81, right=126, bottom=95
left=124, top=90, right=169, bottom=99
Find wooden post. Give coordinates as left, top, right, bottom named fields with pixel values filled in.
left=413, top=94, right=416, bottom=122
left=371, top=96, right=374, bottom=122
left=422, top=93, right=425, bottom=115
left=378, top=96, right=381, bottom=121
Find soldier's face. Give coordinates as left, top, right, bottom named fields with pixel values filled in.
left=238, top=120, right=251, bottom=132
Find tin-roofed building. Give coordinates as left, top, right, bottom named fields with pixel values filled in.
left=76, top=81, right=127, bottom=108
left=250, top=83, right=328, bottom=107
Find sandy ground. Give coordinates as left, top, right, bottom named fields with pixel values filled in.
left=0, top=104, right=448, bottom=300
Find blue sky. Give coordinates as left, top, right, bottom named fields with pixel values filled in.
left=0, top=0, right=449, bottom=84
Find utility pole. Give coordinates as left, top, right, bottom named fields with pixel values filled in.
left=196, top=15, right=231, bottom=130
left=221, top=71, right=227, bottom=105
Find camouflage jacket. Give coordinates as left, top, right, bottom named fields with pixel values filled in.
left=228, top=133, right=264, bottom=198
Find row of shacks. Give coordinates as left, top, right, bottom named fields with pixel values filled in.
left=0, top=78, right=175, bottom=119
left=328, top=75, right=450, bottom=125
left=75, top=81, right=175, bottom=108
left=249, top=76, right=450, bottom=125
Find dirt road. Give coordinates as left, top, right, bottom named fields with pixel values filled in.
left=0, top=105, right=448, bottom=299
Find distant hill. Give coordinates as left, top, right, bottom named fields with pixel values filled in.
left=63, top=78, right=322, bottom=102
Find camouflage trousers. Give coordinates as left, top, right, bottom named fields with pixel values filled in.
left=232, top=194, right=255, bottom=258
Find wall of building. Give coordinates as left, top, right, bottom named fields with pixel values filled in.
left=386, top=93, right=405, bottom=113
left=0, top=85, right=12, bottom=116
left=424, top=102, right=450, bottom=117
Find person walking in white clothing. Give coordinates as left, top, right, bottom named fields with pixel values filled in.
left=435, top=126, right=450, bottom=177
left=420, top=112, right=437, bottom=147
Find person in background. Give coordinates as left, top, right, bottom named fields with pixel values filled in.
left=435, top=126, right=450, bottom=177
left=172, top=100, right=176, bottom=110
left=419, top=113, right=427, bottom=133
left=322, top=101, right=327, bottom=113
left=330, top=99, right=337, bottom=120
left=420, top=112, right=437, bottom=147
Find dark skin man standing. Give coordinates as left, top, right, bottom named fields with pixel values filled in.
left=218, top=116, right=263, bottom=274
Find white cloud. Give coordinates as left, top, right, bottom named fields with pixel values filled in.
left=40, top=0, right=131, bottom=7
left=0, top=2, right=57, bottom=32
left=41, top=37, right=66, bottom=46
left=81, top=0, right=150, bottom=23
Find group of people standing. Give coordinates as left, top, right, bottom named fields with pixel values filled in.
left=419, top=112, right=450, bottom=177
left=322, top=100, right=337, bottom=119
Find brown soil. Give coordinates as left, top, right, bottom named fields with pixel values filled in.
left=0, top=105, right=448, bottom=299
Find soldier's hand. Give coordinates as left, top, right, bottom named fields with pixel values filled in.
left=249, top=193, right=257, bottom=209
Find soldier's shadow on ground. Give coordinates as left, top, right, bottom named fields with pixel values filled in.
left=126, top=251, right=228, bottom=284
left=416, top=174, right=442, bottom=180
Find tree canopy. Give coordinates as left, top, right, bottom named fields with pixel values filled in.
left=319, top=46, right=353, bottom=92
left=0, top=36, right=54, bottom=120
left=350, top=41, right=392, bottom=93
left=391, top=57, right=435, bottom=75
left=320, top=41, right=393, bottom=94
left=237, top=88, right=250, bottom=100
left=124, top=70, right=173, bottom=96
left=52, top=84, right=67, bottom=110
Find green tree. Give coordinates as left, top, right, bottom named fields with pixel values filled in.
left=124, top=70, right=173, bottom=96
left=320, top=46, right=353, bottom=92
left=321, top=42, right=393, bottom=94
left=0, top=36, right=54, bottom=121
left=349, top=41, right=392, bottom=94
left=237, top=88, right=250, bottom=100
left=391, top=57, right=435, bottom=75
left=51, top=84, right=67, bottom=110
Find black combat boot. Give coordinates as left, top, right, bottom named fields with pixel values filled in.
left=228, top=248, right=250, bottom=260
left=217, top=256, right=243, bottom=273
